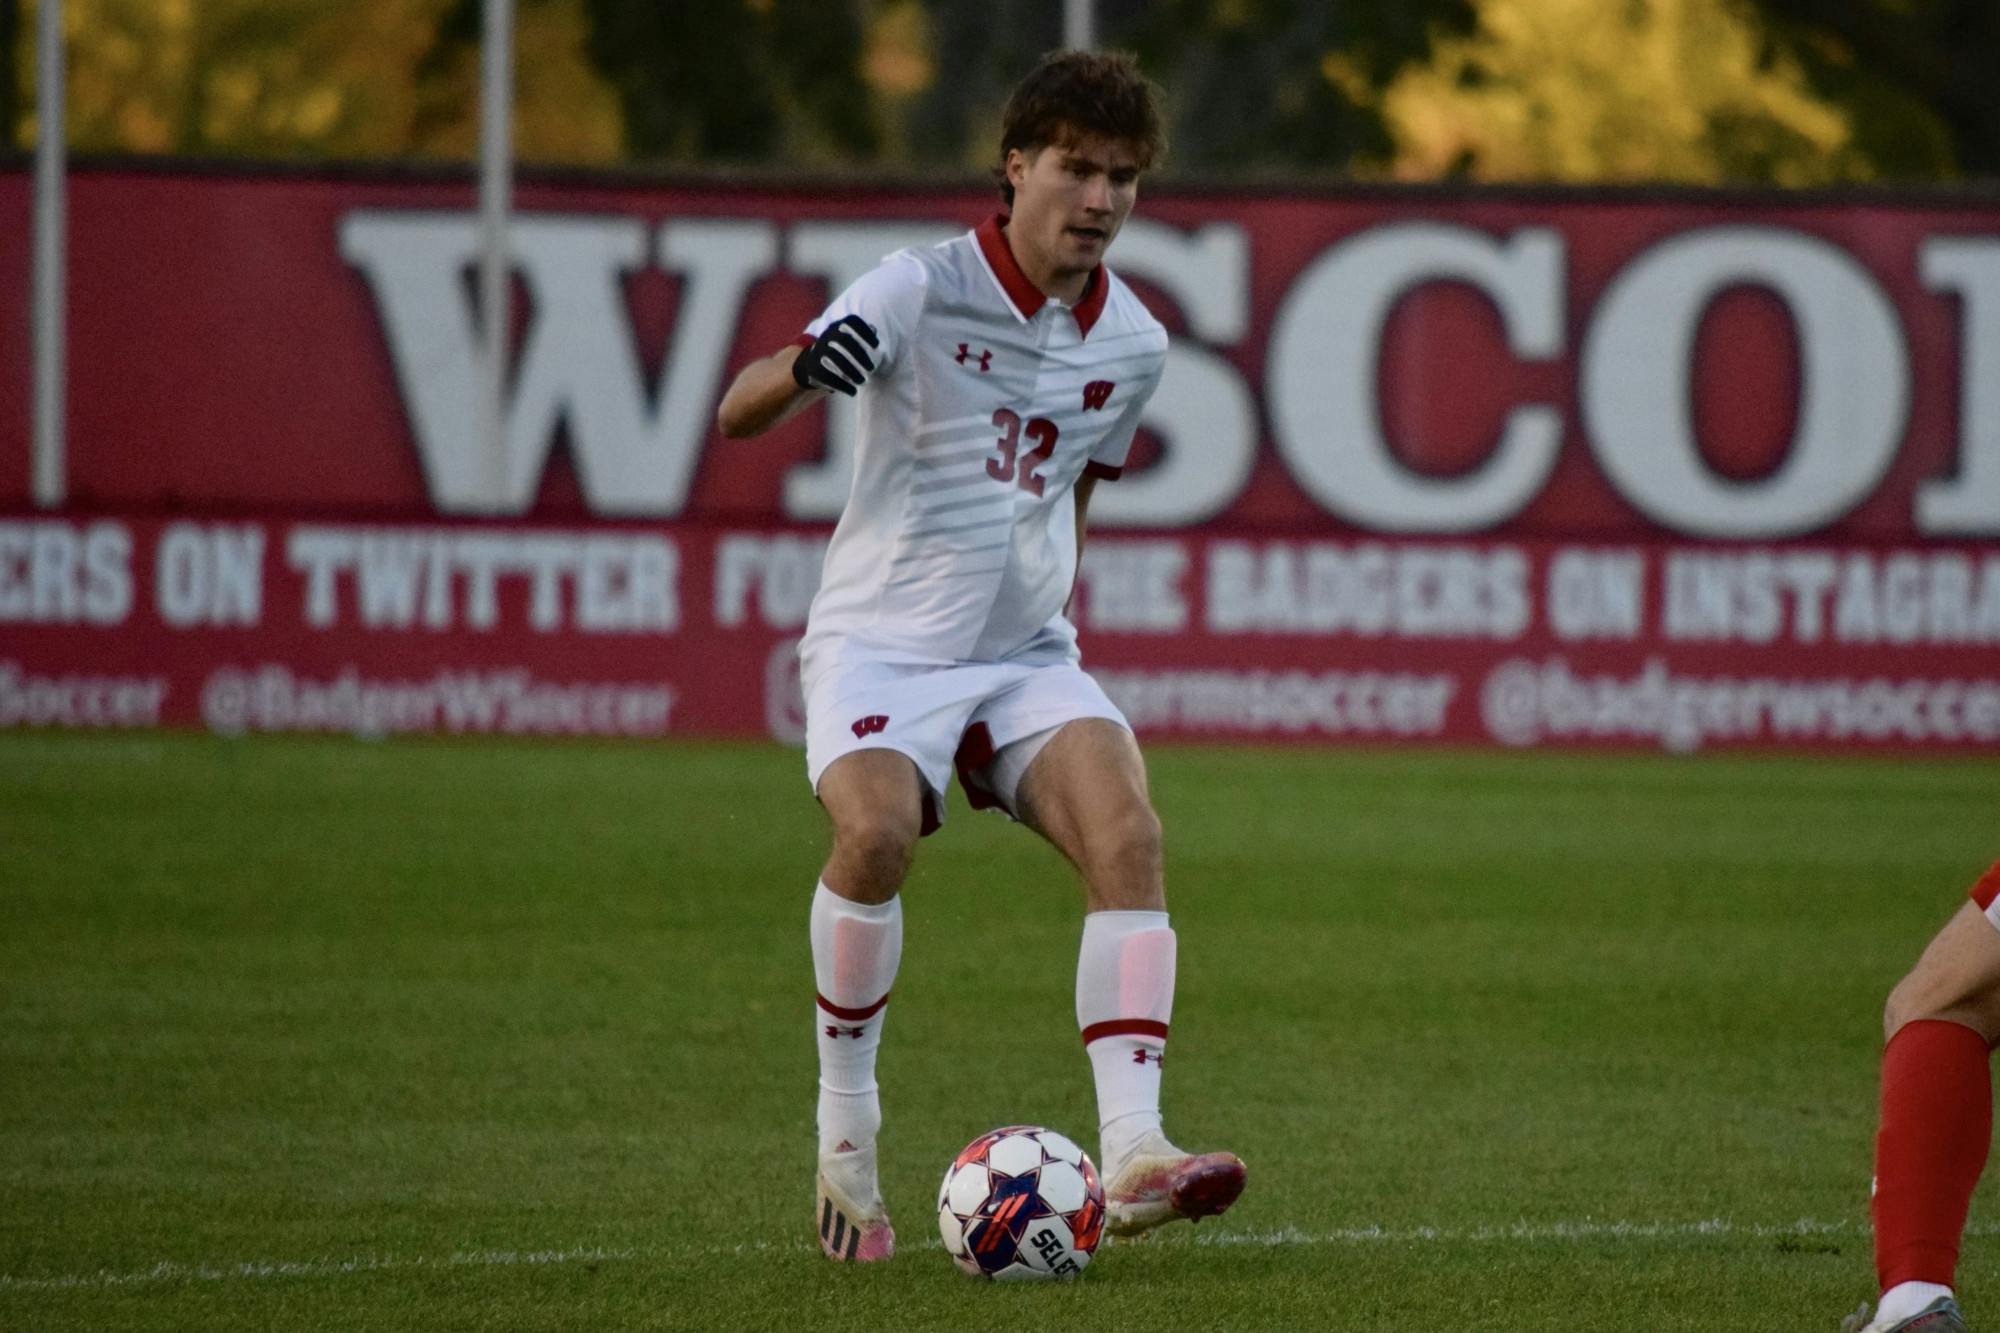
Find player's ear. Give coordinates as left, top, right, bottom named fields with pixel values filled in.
left=1005, top=147, right=1030, bottom=191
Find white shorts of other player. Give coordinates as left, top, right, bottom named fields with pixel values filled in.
left=803, top=652, right=1129, bottom=836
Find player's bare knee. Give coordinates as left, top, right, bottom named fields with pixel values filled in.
left=1883, top=962, right=2000, bottom=1043
left=1884, top=977, right=1919, bottom=1043
left=832, top=812, right=917, bottom=895
left=1084, top=805, right=1163, bottom=903
left=1885, top=963, right=1958, bottom=1039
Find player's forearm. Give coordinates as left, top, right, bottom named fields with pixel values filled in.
left=716, top=346, right=818, bottom=438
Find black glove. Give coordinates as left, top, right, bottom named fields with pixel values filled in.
left=793, top=315, right=880, bottom=397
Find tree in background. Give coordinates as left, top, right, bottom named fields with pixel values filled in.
left=1114, top=0, right=1477, bottom=174
left=895, top=0, right=1476, bottom=175
left=1381, top=0, right=1864, bottom=183
left=15, top=0, right=2000, bottom=184
left=44, top=0, right=619, bottom=162
left=575, top=0, right=876, bottom=162
left=895, top=0, right=1061, bottom=168
left=1752, top=0, right=1986, bottom=178
left=3, top=0, right=18, bottom=148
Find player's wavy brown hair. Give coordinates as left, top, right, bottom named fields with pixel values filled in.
left=995, top=50, right=1166, bottom=207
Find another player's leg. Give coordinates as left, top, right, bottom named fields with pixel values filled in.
left=809, top=749, right=924, bottom=1263
left=1845, top=865, right=2000, bottom=1333
left=1012, top=718, right=1246, bottom=1237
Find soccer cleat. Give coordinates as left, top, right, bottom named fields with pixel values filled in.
left=1840, top=1296, right=1968, bottom=1333
left=815, top=1144, right=895, bottom=1262
left=1101, top=1131, right=1246, bottom=1237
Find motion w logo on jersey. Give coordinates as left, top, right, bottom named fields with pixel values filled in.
left=850, top=714, right=889, bottom=738
left=1081, top=380, right=1115, bottom=411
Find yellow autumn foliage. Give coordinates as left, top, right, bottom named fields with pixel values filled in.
left=16, top=0, right=1880, bottom=185
left=25, top=0, right=623, bottom=163
left=1380, top=0, right=1866, bottom=183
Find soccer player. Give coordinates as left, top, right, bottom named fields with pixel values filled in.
left=716, top=49, right=1246, bottom=1263
left=1843, top=861, right=2000, bottom=1333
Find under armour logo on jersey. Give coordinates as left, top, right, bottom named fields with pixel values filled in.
left=955, top=343, right=993, bottom=372
left=850, top=714, right=889, bottom=738
left=1132, top=1049, right=1164, bottom=1066
left=1081, top=380, right=1116, bottom=411
left=825, top=1024, right=867, bottom=1040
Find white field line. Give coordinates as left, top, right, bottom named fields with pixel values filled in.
left=9, top=1218, right=2000, bottom=1294
left=0, top=1245, right=634, bottom=1294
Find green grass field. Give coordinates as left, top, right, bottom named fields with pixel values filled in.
left=3, top=731, right=1998, bottom=1331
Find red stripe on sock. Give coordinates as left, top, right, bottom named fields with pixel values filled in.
left=1081, top=1018, right=1169, bottom=1047
left=1970, top=860, right=2000, bottom=911
left=817, top=991, right=889, bottom=1022
left=1874, top=1018, right=1993, bottom=1291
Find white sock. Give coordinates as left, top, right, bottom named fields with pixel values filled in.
left=1075, top=909, right=1175, bottom=1173
left=1876, top=1280, right=1954, bottom=1325
left=811, top=883, right=902, bottom=1158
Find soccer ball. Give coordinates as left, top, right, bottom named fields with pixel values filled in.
left=936, top=1125, right=1105, bottom=1280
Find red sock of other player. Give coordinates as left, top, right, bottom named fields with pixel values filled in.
left=1873, top=1018, right=1993, bottom=1296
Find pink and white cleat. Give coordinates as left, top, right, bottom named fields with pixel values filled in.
left=1101, top=1131, right=1247, bottom=1237
left=815, top=1143, right=895, bottom=1262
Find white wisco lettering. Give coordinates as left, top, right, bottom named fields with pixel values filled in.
left=1582, top=228, right=1908, bottom=538
left=340, top=212, right=776, bottom=515
left=285, top=525, right=678, bottom=633
left=1084, top=220, right=1258, bottom=527
left=1268, top=223, right=1567, bottom=533
left=781, top=223, right=961, bottom=518
left=337, top=210, right=2000, bottom=537
left=1919, top=239, right=2000, bottom=535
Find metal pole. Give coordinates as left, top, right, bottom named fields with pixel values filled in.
left=32, top=0, right=65, bottom=508
left=1064, top=0, right=1094, bottom=50
left=479, top=0, right=513, bottom=509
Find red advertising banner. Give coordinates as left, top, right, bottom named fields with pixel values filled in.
left=2, top=165, right=1997, bottom=749
left=4, top=513, right=1995, bottom=751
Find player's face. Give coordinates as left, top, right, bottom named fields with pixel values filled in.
left=1006, top=134, right=1142, bottom=283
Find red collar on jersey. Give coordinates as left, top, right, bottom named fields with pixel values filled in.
left=976, top=213, right=1109, bottom=339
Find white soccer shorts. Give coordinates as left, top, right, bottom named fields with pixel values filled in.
left=803, top=655, right=1130, bottom=835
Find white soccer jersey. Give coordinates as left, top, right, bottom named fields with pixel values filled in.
left=795, top=215, right=1168, bottom=669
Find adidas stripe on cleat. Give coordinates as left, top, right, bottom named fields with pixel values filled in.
left=815, top=1149, right=895, bottom=1263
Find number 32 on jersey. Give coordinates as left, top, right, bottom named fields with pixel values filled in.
left=986, top=407, right=1059, bottom=497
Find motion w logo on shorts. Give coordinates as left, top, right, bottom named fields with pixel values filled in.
left=850, top=714, right=889, bottom=739
left=1081, top=380, right=1115, bottom=410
